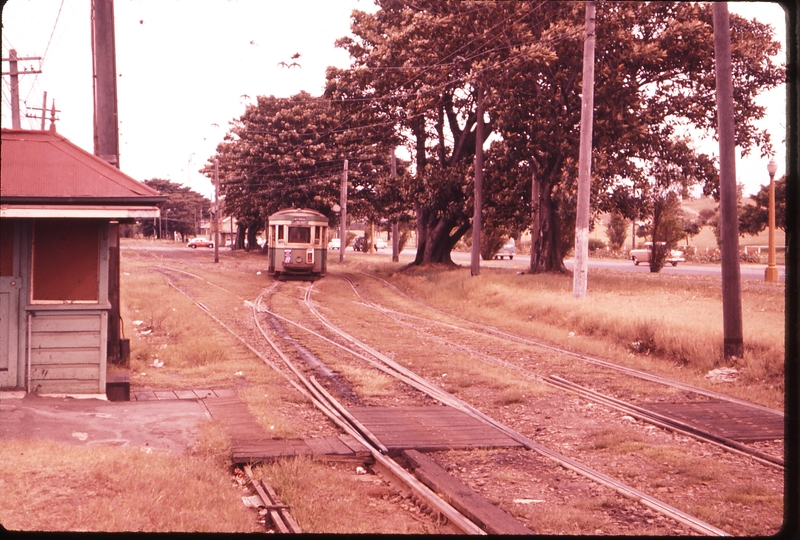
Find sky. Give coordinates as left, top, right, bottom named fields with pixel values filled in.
left=1, top=0, right=788, bottom=200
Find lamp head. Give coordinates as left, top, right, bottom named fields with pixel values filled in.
left=767, top=158, right=778, bottom=177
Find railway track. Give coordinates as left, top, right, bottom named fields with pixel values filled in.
left=339, top=273, right=784, bottom=470
left=149, top=263, right=782, bottom=535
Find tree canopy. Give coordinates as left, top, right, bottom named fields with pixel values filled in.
left=139, top=179, right=210, bottom=238
left=204, top=1, right=783, bottom=269
left=332, top=1, right=783, bottom=270
left=739, top=176, right=786, bottom=235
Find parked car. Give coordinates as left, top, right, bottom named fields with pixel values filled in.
left=353, top=236, right=367, bottom=252
left=630, top=242, right=685, bottom=266
left=374, top=238, right=388, bottom=250
left=493, top=238, right=516, bottom=260
left=187, top=237, right=214, bottom=248
left=328, top=238, right=341, bottom=250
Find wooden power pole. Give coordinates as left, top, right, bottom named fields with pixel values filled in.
left=573, top=0, right=597, bottom=300
left=391, top=150, right=400, bottom=262
left=713, top=2, right=744, bottom=360
left=91, top=0, right=124, bottom=365
left=471, top=84, right=484, bottom=277
left=2, top=49, right=42, bottom=128
left=340, top=160, right=348, bottom=263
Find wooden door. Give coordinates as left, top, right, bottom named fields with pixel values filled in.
left=0, top=221, right=20, bottom=388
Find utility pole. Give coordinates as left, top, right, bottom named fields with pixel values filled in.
left=573, top=0, right=597, bottom=300
left=471, top=84, right=484, bottom=277
left=391, top=150, right=400, bottom=262
left=25, top=91, right=47, bottom=129
left=339, top=159, right=348, bottom=263
left=529, top=171, right=541, bottom=273
left=214, top=159, right=220, bottom=263
left=91, top=0, right=124, bottom=365
left=1, top=49, right=42, bottom=128
left=92, top=0, right=120, bottom=168
left=713, top=2, right=744, bottom=360
left=27, top=96, right=61, bottom=131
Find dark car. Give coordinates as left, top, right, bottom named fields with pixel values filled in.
left=353, top=236, right=367, bottom=252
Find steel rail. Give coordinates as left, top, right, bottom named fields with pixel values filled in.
left=254, top=289, right=486, bottom=535
left=305, top=278, right=732, bottom=537
left=338, top=286, right=783, bottom=470
left=355, top=271, right=783, bottom=417
left=156, top=265, right=729, bottom=535
left=157, top=269, right=487, bottom=534
left=546, top=375, right=783, bottom=469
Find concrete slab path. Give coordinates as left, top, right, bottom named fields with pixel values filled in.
left=0, top=393, right=210, bottom=455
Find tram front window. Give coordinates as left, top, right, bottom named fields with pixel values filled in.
left=288, top=226, right=311, bottom=244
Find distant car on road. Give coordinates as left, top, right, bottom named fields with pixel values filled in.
left=493, top=238, right=516, bottom=260
left=187, top=238, right=214, bottom=249
left=374, top=238, right=387, bottom=250
left=328, top=238, right=341, bottom=250
left=353, top=236, right=367, bottom=252
left=631, top=242, right=685, bottom=266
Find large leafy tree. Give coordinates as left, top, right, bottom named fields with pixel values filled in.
left=496, top=2, right=781, bottom=272
left=333, top=0, right=531, bottom=264
left=202, top=91, right=397, bottom=248
left=739, top=175, right=786, bottom=235
left=139, top=179, right=210, bottom=239
left=333, top=1, right=783, bottom=270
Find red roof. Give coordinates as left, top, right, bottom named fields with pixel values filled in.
left=1, top=128, right=160, bottom=199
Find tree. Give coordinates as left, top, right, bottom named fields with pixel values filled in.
left=648, top=190, right=685, bottom=272
left=739, top=175, right=786, bottom=235
left=333, top=0, right=526, bottom=265
left=333, top=1, right=783, bottom=271
left=202, top=92, right=398, bottom=250
left=606, top=212, right=628, bottom=251
left=139, top=179, right=211, bottom=239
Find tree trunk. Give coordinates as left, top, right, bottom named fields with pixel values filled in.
left=245, top=222, right=259, bottom=252
left=529, top=183, right=568, bottom=273
left=235, top=222, right=246, bottom=250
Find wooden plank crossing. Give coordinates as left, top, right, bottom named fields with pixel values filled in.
left=643, top=401, right=784, bottom=442
left=202, top=395, right=371, bottom=464
left=132, top=388, right=235, bottom=401
left=346, top=406, right=523, bottom=454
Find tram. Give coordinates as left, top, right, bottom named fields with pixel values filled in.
left=267, top=208, right=328, bottom=279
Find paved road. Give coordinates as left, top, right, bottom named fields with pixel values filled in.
left=444, top=250, right=785, bottom=283
left=123, top=241, right=786, bottom=283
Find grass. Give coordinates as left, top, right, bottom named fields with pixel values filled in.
left=358, top=262, right=784, bottom=410
left=252, top=456, right=441, bottom=534
left=0, top=424, right=259, bottom=533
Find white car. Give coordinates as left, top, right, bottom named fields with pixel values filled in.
left=631, top=243, right=685, bottom=266
left=374, top=238, right=388, bottom=249
left=493, top=238, right=516, bottom=260
left=328, top=238, right=341, bottom=250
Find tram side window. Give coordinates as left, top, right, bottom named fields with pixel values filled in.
left=314, top=226, right=321, bottom=246
left=288, top=226, right=310, bottom=244
left=277, top=225, right=284, bottom=242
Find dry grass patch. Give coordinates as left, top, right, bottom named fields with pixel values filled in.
left=0, top=434, right=258, bottom=533
left=587, top=427, right=648, bottom=453
left=254, top=456, right=441, bottom=534
left=336, top=364, right=398, bottom=398
left=360, top=264, right=784, bottom=409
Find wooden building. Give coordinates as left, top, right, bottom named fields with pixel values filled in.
left=0, top=128, right=164, bottom=394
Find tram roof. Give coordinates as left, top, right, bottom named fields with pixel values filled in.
left=269, top=208, right=328, bottom=223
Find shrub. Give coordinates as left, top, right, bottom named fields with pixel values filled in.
left=588, top=238, right=607, bottom=252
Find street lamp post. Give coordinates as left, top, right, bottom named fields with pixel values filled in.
left=765, top=158, right=779, bottom=282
